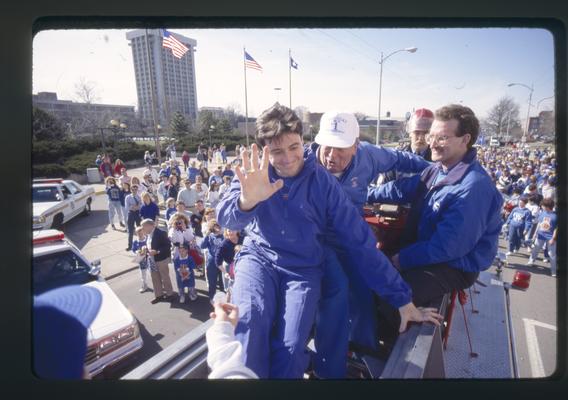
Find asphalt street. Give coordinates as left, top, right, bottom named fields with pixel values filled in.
left=64, top=193, right=217, bottom=379
left=63, top=188, right=558, bottom=379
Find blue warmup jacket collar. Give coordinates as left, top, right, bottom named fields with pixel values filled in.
left=216, top=147, right=413, bottom=308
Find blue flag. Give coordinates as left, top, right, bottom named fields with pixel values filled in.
left=290, top=57, right=298, bottom=70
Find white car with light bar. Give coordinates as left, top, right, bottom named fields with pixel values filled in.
left=33, top=178, right=96, bottom=230
left=33, top=230, right=143, bottom=377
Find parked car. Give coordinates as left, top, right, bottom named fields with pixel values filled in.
left=33, top=230, right=143, bottom=377
left=32, top=178, right=95, bottom=230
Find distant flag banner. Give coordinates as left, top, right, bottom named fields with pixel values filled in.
left=244, top=51, right=263, bottom=72
left=290, top=57, right=298, bottom=69
left=162, top=29, right=189, bottom=59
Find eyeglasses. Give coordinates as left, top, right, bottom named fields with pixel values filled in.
left=425, top=134, right=460, bottom=145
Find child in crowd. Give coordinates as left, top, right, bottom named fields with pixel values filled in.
left=200, top=219, right=226, bottom=303
left=202, top=207, right=217, bottom=237
left=505, top=196, right=532, bottom=256
left=132, top=226, right=153, bottom=293
left=158, top=175, right=169, bottom=205
left=528, top=198, right=558, bottom=277
left=173, top=242, right=198, bottom=303
left=165, top=197, right=177, bottom=228
left=105, top=176, right=126, bottom=230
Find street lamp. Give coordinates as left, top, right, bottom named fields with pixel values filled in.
left=507, top=82, right=534, bottom=142
left=536, top=95, right=554, bottom=112
left=209, top=124, right=215, bottom=149
left=376, top=47, right=417, bottom=145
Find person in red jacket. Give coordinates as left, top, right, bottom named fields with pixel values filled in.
left=114, top=159, right=126, bottom=177
left=182, top=150, right=190, bottom=170
left=99, top=155, right=114, bottom=178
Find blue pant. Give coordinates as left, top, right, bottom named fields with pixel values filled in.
left=206, top=260, right=224, bottom=301
left=313, top=249, right=349, bottom=378
left=232, top=254, right=322, bottom=378
left=508, top=225, right=524, bottom=252
left=176, top=269, right=195, bottom=293
left=313, top=247, right=378, bottom=378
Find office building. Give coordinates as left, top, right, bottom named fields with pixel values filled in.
left=126, top=29, right=198, bottom=128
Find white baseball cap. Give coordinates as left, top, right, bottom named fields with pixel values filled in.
left=315, top=111, right=359, bottom=148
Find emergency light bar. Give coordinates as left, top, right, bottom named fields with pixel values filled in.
left=33, top=178, right=64, bottom=184
left=33, top=231, right=65, bottom=245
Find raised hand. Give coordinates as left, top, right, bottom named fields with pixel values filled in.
left=234, top=143, right=284, bottom=211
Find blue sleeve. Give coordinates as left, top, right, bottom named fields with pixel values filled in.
left=367, top=174, right=421, bottom=204
left=365, top=144, right=431, bottom=175
left=200, top=235, right=210, bottom=250
left=215, top=175, right=258, bottom=231
left=506, top=209, right=515, bottom=225
left=321, top=172, right=412, bottom=308
left=524, top=209, right=533, bottom=234
left=214, top=241, right=225, bottom=266
left=398, top=183, right=499, bottom=270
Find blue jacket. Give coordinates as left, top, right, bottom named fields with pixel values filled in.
left=534, top=210, right=557, bottom=241
left=506, top=206, right=533, bottom=233
left=140, top=201, right=160, bottom=221
left=106, top=185, right=122, bottom=202
left=216, top=147, right=412, bottom=308
left=200, top=232, right=225, bottom=262
left=367, top=148, right=503, bottom=273
left=310, top=141, right=430, bottom=213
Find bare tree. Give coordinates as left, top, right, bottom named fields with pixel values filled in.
left=74, top=77, right=100, bottom=104
left=482, top=96, right=522, bottom=138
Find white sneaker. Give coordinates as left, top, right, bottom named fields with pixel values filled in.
left=551, top=273, right=556, bottom=277
left=179, top=294, right=185, bottom=303
left=527, top=258, right=535, bottom=265
left=543, top=258, right=550, bottom=263
left=139, top=286, right=148, bottom=293
left=190, top=289, right=198, bottom=301
left=505, top=251, right=512, bottom=256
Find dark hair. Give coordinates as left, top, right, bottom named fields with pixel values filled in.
left=528, top=183, right=537, bottom=191
left=255, top=102, right=303, bottom=147
left=434, top=104, right=479, bottom=149
left=541, top=198, right=555, bottom=210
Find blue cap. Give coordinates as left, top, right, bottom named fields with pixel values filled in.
left=33, top=286, right=102, bottom=379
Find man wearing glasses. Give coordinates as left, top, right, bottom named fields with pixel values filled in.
left=367, top=104, right=503, bottom=340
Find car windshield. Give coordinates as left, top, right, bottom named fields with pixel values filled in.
left=33, top=187, right=61, bottom=203
left=33, top=250, right=94, bottom=295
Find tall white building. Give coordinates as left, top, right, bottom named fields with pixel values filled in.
left=126, top=29, right=198, bottom=128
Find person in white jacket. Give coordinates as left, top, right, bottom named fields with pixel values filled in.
left=168, top=214, right=195, bottom=260
left=206, top=302, right=258, bottom=379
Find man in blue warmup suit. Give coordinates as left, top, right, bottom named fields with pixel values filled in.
left=216, top=103, right=442, bottom=379
left=310, top=111, right=431, bottom=378
left=367, top=104, right=503, bottom=344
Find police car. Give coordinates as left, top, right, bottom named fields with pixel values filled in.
left=33, top=179, right=95, bottom=230
left=33, top=230, right=143, bottom=377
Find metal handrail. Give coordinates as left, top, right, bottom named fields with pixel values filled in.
left=122, top=319, right=213, bottom=379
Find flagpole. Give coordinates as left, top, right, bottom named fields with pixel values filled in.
left=145, top=28, right=162, bottom=163
left=289, top=48, right=292, bottom=108
left=243, top=46, right=250, bottom=148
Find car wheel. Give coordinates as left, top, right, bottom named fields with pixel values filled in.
left=51, top=214, right=64, bottom=230
left=82, top=198, right=92, bottom=216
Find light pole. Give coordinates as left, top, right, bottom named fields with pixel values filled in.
left=508, top=82, right=534, bottom=142
left=376, top=47, right=417, bottom=145
left=209, top=124, right=215, bottom=149
left=274, top=87, right=282, bottom=103
left=536, top=95, right=554, bottom=112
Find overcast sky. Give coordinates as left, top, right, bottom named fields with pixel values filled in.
left=33, top=27, right=555, bottom=122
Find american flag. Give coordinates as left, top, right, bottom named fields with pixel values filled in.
left=244, top=51, right=263, bottom=72
left=162, top=29, right=189, bottom=59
